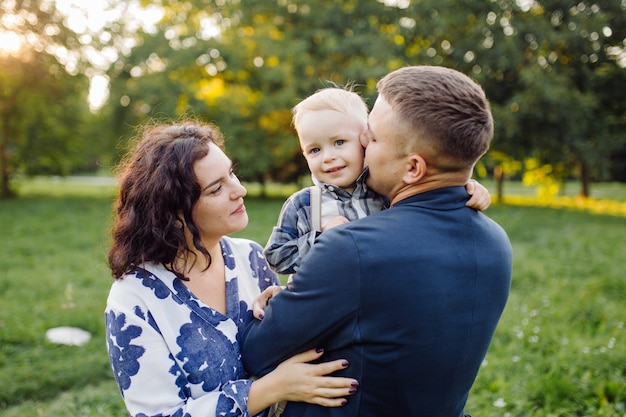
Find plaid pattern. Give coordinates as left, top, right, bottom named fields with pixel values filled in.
left=264, top=170, right=388, bottom=274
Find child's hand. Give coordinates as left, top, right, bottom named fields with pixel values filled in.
left=465, top=179, right=491, bottom=211
left=253, top=285, right=285, bottom=319
left=323, top=216, right=349, bottom=230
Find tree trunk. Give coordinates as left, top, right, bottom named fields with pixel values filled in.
left=258, top=175, right=267, bottom=199
left=0, top=146, right=10, bottom=199
left=0, top=116, right=13, bottom=199
left=494, top=164, right=504, bottom=203
left=580, top=162, right=590, bottom=198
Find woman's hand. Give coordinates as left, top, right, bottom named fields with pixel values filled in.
left=247, top=348, right=358, bottom=414
left=252, top=285, right=285, bottom=319
left=465, top=179, right=491, bottom=211
left=271, top=348, right=358, bottom=405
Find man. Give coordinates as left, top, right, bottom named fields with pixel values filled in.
left=242, top=65, right=512, bottom=417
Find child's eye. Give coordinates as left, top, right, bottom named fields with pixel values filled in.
left=335, top=139, right=345, bottom=146
left=309, top=147, right=321, bottom=154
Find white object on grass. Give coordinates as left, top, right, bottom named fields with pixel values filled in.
left=45, top=326, right=92, bottom=346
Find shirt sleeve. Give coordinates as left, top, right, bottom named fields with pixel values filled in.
left=243, top=228, right=361, bottom=376
left=105, top=286, right=259, bottom=417
left=263, top=190, right=317, bottom=275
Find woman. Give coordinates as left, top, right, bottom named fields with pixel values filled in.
left=105, top=120, right=358, bottom=417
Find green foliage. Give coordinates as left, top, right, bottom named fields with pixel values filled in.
left=101, top=0, right=626, bottom=197
left=0, top=0, right=100, bottom=197
left=109, top=0, right=402, bottom=185
left=0, top=54, right=90, bottom=182
left=3, top=0, right=625, bottom=197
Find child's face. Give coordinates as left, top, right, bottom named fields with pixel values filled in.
left=297, top=109, right=365, bottom=193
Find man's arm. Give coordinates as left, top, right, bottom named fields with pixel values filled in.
left=242, top=228, right=360, bottom=376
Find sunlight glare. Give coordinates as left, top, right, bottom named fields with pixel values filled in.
left=0, top=30, right=23, bottom=55
left=88, top=74, right=109, bottom=112
left=55, top=0, right=109, bottom=33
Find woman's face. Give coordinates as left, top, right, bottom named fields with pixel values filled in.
left=190, top=143, right=248, bottom=243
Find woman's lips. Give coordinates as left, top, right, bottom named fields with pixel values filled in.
left=232, top=204, right=246, bottom=215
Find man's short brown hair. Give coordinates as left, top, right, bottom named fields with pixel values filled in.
left=377, top=66, right=493, bottom=171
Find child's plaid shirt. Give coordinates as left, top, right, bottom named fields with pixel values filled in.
left=263, top=170, right=388, bottom=274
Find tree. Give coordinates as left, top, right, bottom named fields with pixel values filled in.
left=106, top=0, right=625, bottom=200
left=109, top=0, right=401, bottom=192
left=0, top=0, right=97, bottom=198
left=390, top=0, right=626, bottom=197
left=509, top=0, right=626, bottom=197
left=0, top=51, right=90, bottom=197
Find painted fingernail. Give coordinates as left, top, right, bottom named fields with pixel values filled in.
left=258, top=313, right=264, bottom=319
left=351, top=381, right=359, bottom=388
left=316, top=347, right=324, bottom=353
left=341, top=360, right=349, bottom=367
left=341, top=399, right=348, bottom=406
left=349, top=388, right=357, bottom=394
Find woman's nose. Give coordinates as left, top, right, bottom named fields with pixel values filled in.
left=231, top=176, right=247, bottom=198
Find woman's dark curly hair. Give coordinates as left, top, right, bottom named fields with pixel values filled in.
left=108, top=120, right=225, bottom=280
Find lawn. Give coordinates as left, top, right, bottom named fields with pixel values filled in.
left=0, top=178, right=624, bottom=416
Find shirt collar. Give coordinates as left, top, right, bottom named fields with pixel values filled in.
left=311, top=168, right=370, bottom=196
left=394, top=186, right=470, bottom=210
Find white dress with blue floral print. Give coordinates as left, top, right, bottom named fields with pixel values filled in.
left=105, top=237, right=279, bottom=417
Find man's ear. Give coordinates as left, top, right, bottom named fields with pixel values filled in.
left=402, top=154, right=427, bottom=184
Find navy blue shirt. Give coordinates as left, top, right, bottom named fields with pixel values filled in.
left=242, top=187, right=512, bottom=417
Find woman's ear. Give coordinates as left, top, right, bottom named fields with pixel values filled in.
left=402, top=154, right=427, bottom=184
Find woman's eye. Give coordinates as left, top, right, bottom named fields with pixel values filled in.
left=210, top=185, right=222, bottom=194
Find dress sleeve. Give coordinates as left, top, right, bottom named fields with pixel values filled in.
left=263, top=191, right=317, bottom=275
left=105, top=284, right=259, bottom=417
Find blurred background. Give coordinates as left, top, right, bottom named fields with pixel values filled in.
left=1, top=1, right=625, bottom=416
left=1, top=0, right=625, bottom=200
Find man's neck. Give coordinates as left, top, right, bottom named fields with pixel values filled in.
left=389, top=173, right=470, bottom=206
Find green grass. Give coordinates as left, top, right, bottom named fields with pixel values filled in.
left=468, top=206, right=626, bottom=417
left=490, top=179, right=626, bottom=202
left=1, top=178, right=625, bottom=416
left=0, top=192, right=116, bottom=409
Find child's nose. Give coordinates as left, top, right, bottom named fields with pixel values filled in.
left=323, top=149, right=336, bottom=161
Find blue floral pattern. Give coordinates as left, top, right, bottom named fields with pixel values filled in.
left=105, top=310, right=145, bottom=393
left=105, top=237, right=279, bottom=417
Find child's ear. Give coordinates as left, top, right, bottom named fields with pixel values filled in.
left=359, top=128, right=372, bottom=148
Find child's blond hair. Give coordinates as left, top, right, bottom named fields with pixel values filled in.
left=292, top=87, right=369, bottom=134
